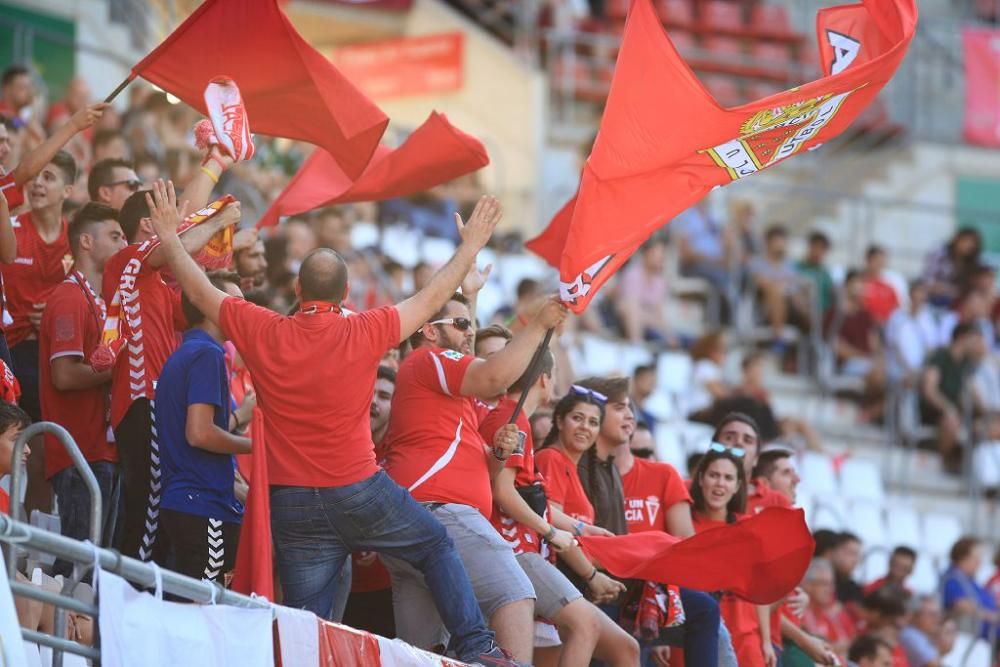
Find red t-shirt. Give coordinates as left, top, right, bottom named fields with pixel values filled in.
left=102, top=242, right=186, bottom=429
left=0, top=487, right=8, bottom=514
left=535, top=446, right=594, bottom=524
left=0, top=171, right=24, bottom=210
left=4, top=213, right=71, bottom=346
left=622, top=457, right=691, bottom=534
left=479, top=396, right=545, bottom=555
left=862, top=278, right=900, bottom=323
left=694, top=512, right=766, bottom=667
left=351, top=552, right=391, bottom=593
left=220, top=298, right=398, bottom=487
left=383, top=347, right=493, bottom=518
left=747, top=481, right=792, bottom=515
left=802, top=604, right=857, bottom=646
left=39, top=277, right=116, bottom=478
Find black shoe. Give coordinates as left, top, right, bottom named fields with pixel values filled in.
left=471, top=645, right=531, bottom=667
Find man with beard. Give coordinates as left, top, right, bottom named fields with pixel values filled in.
left=232, top=228, right=267, bottom=293
left=383, top=292, right=567, bottom=662
left=344, top=364, right=397, bottom=637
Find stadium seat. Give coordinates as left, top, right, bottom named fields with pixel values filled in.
left=799, top=451, right=839, bottom=498
left=607, top=0, right=631, bottom=20
left=848, top=499, right=887, bottom=549
left=861, top=547, right=889, bottom=582
left=679, top=420, right=715, bottom=452
left=421, top=236, right=457, bottom=266
left=580, top=335, right=625, bottom=377
left=700, top=0, right=744, bottom=31
left=380, top=224, right=422, bottom=267
left=701, top=74, right=741, bottom=107
left=750, top=4, right=794, bottom=38
left=921, top=512, right=964, bottom=561
left=657, top=0, right=694, bottom=28
left=619, top=343, right=655, bottom=376
left=809, top=495, right=847, bottom=531
left=494, top=254, right=549, bottom=298
left=908, top=551, right=939, bottom=595
left=885, top=504, right=922, bottom=550
left=745, top=80, right=785, bottom=100
left=655, top=426, right=689, bottom=472
left=349, top=221, right=380, bottom=249
left=749, top=41, right=792, bottom=79
left=838, top=458, right=885, bottom=502
left=656, top=352, right=694, bottom=400
left=942, top=633, right=992, bottom=667
left=702, top=35, right=745, bottom=61
left=666, top=29, right=696, bottom=53
left=642, top=391, right=678, bottom=423
left=972, top=441, right=1000, bottom=488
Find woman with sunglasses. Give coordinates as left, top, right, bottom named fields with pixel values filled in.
left=691, top=445, right=777, bottom=667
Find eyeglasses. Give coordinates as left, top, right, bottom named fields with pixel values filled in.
left=570, top=385, right=608, bottom=404
left=106, top=178, right=143, bottom=192
left=708, top=442, right=745, bottom=458
left=430, top=317, right=473, bottom=331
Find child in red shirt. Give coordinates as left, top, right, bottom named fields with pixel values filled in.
left=0, top=401, right=32, bottom=514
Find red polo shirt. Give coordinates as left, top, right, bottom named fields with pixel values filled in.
left=4, top=213, right=71, bottom=346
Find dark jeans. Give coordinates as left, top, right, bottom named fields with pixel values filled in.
left=344, top=587, right=396, bottom=639
left=114, top=399, right=170, bottom=565
left=269, top=470, right=495, bottom=662
left=10, top=339, right=40, bottom=421
left=0, top=331, right=14, bottom=370
left=51, top=461, right=120, bottom=578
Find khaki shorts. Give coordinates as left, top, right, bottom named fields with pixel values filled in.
left=382, top=503, right=535, bottom=650
left=516, top=551, right=583, bottom=621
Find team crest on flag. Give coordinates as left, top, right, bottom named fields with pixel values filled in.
left=559, top=255, right=613, bottom=306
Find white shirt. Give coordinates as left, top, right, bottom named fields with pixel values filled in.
left=688, top=359, right=723, bottom=414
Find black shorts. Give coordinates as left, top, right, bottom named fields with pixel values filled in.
left=161, top=508, right=240, bottom=584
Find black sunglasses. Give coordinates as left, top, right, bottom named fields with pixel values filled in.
left=430, top=317, right=473, bottom=331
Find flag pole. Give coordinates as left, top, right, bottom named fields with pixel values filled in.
left=506, top=327, right=555, bottom=427
left=104, top=74, right=136, bottom=104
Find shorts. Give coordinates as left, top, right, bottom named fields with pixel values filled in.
left=516, top=551, right=582, bottom=620
left=382, top=502, right=535, bottom=649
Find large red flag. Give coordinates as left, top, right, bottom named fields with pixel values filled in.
left=963, top=27, right=1000, bottom=148
left=257, top=112, right=489, bottom=228
left=526, top=0, right=918, bottom=313
left=231, top=410, right=273, bottom=599
left=131, top=0, right=388, bottom=179
left=578, top=508, right=815, bottom=605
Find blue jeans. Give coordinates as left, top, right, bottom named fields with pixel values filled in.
left=718, top=618, right=739, bottom=667
left=678, top=588, right=720, bottom=666
left=269, top=470, right=495, bottom=662
left=52, top=461, right=120, bottom=577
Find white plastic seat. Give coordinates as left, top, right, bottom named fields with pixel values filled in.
left=838, top=458, right=885, bottom=502
left=885, top=503, right=922, bottom=551
left=921, top=512, right=965, bottom=561
left=908, top=550, right=939, bottom=595
left=941, top=632, right=991, bottom=667
left=420, top=237, right=457, bottom=266
left=618, top=344, right=654, bottom=377
left=656, top=352, right=694, bottom=416
left=349, top=221, right=379, bottom=249
left=679, top=421, right=715, bottom=454
left=848, top=499, right=887, bottom=550
left=641, top=391, right=677, bottom=423
left=380, top=225, right=421, bottom=267
left=861, top=548, right=888, bottom=583
left=799, top=451, right=839, bottom=498
left=654, top=427, right=688, bottom=473
left=808, top=494, right=847, bottom=531
left=580, top=335, right=623, bottom=377
left=495, top=255, right=549, bottom=297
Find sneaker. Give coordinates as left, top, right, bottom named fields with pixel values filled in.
left=470, top=645, right=531, bottom=667
left=203, top=76, right=255, bottom=162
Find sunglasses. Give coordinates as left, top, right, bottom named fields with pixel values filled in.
left=430, top=317, right=473, bottom=331
left=570, top=384, right=608, bottom=404
left=107, top=178, right=143, bottom=192
left=708, top=442, right=745, bottom=458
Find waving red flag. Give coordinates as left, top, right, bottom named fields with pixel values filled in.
left=526, top=0, right=917, bottom=312
left=257, top=112, right=489, bottom=228
left=231, top=410, right=273, bottom=599
left=132, top=0, right=388, bottom=179
left=578, top=508, right=814, bottom=604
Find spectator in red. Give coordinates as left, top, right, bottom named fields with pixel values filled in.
left=860, top=246, right=900, bottom=324
left=827, top=270, right=886, bottom=422
left=39, top=202, right=126, bottom=576
left=858, top=587, right=910, bottom=667
left=483, top=351, right=639, bottom=666
left=712, top=412, right=792, bottom=514
left=830, top=532, right=865, bottom=622
left=864, top=547, right=917, bottom=596
left=87, top=158, right=141, bottom=211
left=344, top=365, right=397, bottom=639
left=848, top=635, right=894, bottom=667
left=0, top=401, right=30, bottom=515
left=151, top=182, right=523, bottom=666
left=102, top=150, right=238, bottom=565
left=751, top=449, right=801, bottom=504
left=691, top=445, right=775, bottom=667
left=382, top=291, right=565, bottom=661
left=802, top=557, right=856, bottom=661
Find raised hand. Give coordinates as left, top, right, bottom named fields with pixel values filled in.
left=70, top=103, right=110, bottom=132
left=534, top=296, right=568, bottom=331
left=461, top=263, right=493, bottom=296
left=144, top=179, right=189, bottom=240
left=455, top=195, right=502, bottom=253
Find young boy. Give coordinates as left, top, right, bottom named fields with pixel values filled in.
left=0, top=400, right=32, bottom=514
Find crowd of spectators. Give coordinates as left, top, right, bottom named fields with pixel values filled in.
left=2, top=58, right=1000, bottom=667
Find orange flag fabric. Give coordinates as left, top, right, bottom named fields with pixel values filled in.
left=526, top=0, right=918, bottom=312
left=256, top=112, right=489, bottom=228
left=578, top=508, right=815, bottom=605
left=131, top=0, right=388, bottom=179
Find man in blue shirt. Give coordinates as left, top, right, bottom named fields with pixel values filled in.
left=156, top=271, right=250, bottom=582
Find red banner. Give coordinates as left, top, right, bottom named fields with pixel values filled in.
left=963, top=27, right=1000, bottom=147
left=318, top=0, right=413, bottom=8
left=526, top=0, right=917, bottom=313
left=332, top=33, right=464, bottom=100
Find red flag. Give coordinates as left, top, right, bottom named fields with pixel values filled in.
left=578, top=508, right=815, bottom=605
left=131, top=0, right=388, bottom=179
left=257, top=112, right=489, bottom=228
left=963, top=27, right=1000, bottom=147
left=526, top=0, right=918, bottom=312
left=231, top=410, right=273, bottom=599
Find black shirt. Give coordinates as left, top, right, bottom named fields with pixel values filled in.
left=577, top=448, right=628, bottom=536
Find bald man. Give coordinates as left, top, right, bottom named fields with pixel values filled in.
left=147, top=180, right=525, bottom=666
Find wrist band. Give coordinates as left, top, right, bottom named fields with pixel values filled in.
left=572, top=521, right=585, bottom=537
left=586, top=567, right=598, bottom=582
left=232, top=414, right=244, bottom=432
left=542, top=526, right=557, bottom=543
left=200, top=165, right=220, bottom=184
